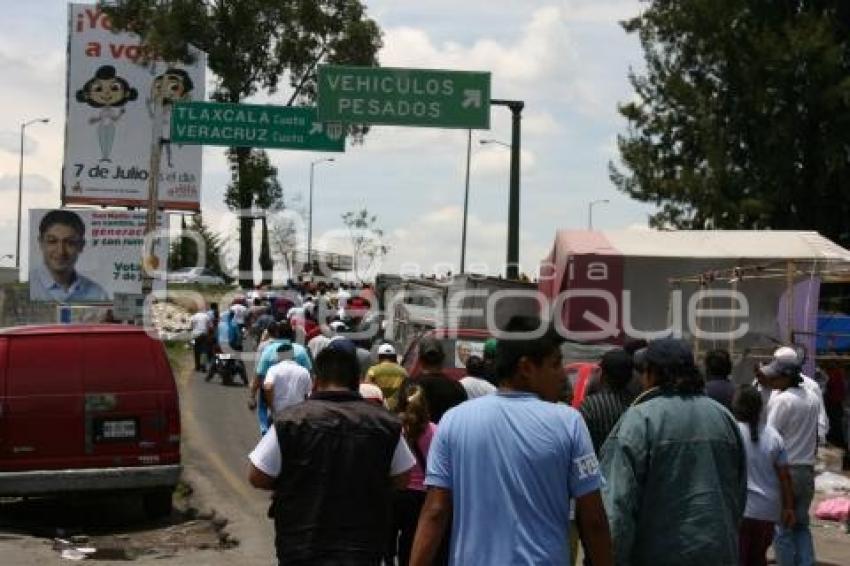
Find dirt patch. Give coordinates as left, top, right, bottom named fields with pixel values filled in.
left=0, top=482, right=238, bottom=561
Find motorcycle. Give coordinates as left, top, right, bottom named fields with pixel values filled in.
left=206, top=351, right=248, bottom=386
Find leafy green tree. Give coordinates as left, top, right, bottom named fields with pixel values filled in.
left=168, top=213, right=228, bottom=279
left=610, top=1, right=850, bottom=245
left=104, top=1, right=383, bottom=286
left=341, top=207, right=389, bottom=282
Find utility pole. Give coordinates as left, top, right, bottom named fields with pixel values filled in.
left=141, top=100, right=166, bottom=299
left=491, top=99, right=524, bottom=280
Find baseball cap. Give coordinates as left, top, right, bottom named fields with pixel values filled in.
left=329, top=320, right=349, bottom=333
left=760, top=346, right=801, bottom=378
left=642, top=338, right=695, bottom=369
left=377, top=343, right=396, bottom=357
left=326, top=336, right=357, bottom=356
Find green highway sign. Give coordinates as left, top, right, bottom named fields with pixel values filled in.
left=317, top=65, right=491, bottom=129
left=170, top=102, right=345, bottom=152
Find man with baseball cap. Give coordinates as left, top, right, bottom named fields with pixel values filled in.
left=761, top=347, right=821, bottom=565
left=601, top=338, right=746, bottom=565
left=366, top=343, right=407, bottom=410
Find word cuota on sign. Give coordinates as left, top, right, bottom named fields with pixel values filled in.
left=317, top=65, right=491, bottom=129
left=170, top=102, right=345, bottom=152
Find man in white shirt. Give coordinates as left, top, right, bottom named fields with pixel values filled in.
left=763, top=347, right=828, bottom=443
left=189, top=308, right=211, bottom=372
left=263, top=343, right=313, bottom=420
left=230, top=302, right=248, bottom=329
left=762, top=347, right=820, bottom=566
left=459, top=355, right=497, bottom=399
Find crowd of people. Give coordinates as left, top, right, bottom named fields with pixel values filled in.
left=185, top=283, right=839, bottom=566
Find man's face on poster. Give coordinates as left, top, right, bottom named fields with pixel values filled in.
left=39, top=223, right=84, bottom=277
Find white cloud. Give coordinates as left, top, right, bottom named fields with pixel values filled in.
left=560, top=1, right=640, bottom=23
left=524, top=112, right=561, bottom=136
left=0, top=173, right=53, bottom=195
left=470, top=147, right=536, bottom=177
left=382, top=205, right=547, bottom=277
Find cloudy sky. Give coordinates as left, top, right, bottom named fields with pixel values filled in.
left=0, top=0, right=654, bottom=280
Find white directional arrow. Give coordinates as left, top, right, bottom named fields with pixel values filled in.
left=462, top=89, right=482, bottom=109
left=309, top=122, right=324, bottom=135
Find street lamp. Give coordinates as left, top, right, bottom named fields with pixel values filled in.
left=588, top=199, right=610, bottom=230
left=459, top=138, right=512, bottom=274
left=479, top=139, right=511, bottom=149
left=17, top=117, right=50, bottom=270
left=307, top=157, right=335, bottom=274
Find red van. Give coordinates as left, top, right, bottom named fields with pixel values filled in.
left=0, top=324, right=181, bottom=518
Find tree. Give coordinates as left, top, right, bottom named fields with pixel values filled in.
left=341, top=208, right=389, bottom=282
left=104, top=1, right=383, bottom=286
left=269, top=194, right=305, bottom=280
left=224, top=148, right=282, bottom=286
left=168, top=213, right=228, bottom=278
left=610, top=1, right=850, bottom=245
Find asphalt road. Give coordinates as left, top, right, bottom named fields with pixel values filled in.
left=176, top=349, right=276, bottom=563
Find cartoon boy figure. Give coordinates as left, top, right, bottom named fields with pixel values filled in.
left=76, top=65, right=138, bottom=162
left=148, top=68, right=194, bottom=167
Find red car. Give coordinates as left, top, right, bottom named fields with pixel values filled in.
left=0, top=324, right=181, bottom=518
left=402, top=328, right=492, bottom=380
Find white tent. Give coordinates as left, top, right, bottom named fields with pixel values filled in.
left=539, top=230, right=850, bottom=373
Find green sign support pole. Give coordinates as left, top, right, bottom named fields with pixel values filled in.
left=492, top=99, right=524, bottom=281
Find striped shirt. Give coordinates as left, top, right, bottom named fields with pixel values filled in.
left=579, top=387, right=635, bottom=453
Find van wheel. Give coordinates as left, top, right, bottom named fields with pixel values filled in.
left=142, top=488, right=173, bottom=520
left=237, top=366, right=248, bottom=386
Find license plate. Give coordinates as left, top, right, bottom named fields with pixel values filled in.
left=98, top=419, right=137, bottom=441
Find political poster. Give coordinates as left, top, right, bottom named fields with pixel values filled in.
left=62, top=3, right=205, bottom=210
left=29, top=209, right=167, bottom=303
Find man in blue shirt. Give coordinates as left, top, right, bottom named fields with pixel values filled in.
left=30, top=209, right=109, bottom=303
left=250, top=321, right=312, bottom=435
left=410, top=317, right=613, bottom=566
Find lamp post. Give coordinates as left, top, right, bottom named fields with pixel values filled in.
left=588, top=199, right=610, bottom=230
left=17, top=117, right=49, bottom=271
left=307, top=157, right=335, bottom=274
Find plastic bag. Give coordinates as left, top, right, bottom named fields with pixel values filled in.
left=815, top=497, right=850, bottom=522
left=814, top=471, right=850, bottom=494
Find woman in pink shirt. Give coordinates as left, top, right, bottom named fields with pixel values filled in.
left=387, top=383, right=440, bottom=566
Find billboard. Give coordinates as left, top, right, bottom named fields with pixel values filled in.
left=29, top=209, right=167, bottom=303
left=63, top=3, right=205, bottom=210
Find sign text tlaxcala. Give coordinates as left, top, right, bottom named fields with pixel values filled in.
left=317, top=65, right=491, bottom=129
left=170, top=102, right=346, bottom=152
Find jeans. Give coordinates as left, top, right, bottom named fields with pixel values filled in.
left=257, top=388, right=270, bottom=436
left=773, top=465, right=815, bottom=566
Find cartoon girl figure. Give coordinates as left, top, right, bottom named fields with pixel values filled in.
left=148, top=68, right=194, bottom=167
left=76, top=65, right=138, bottom=163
